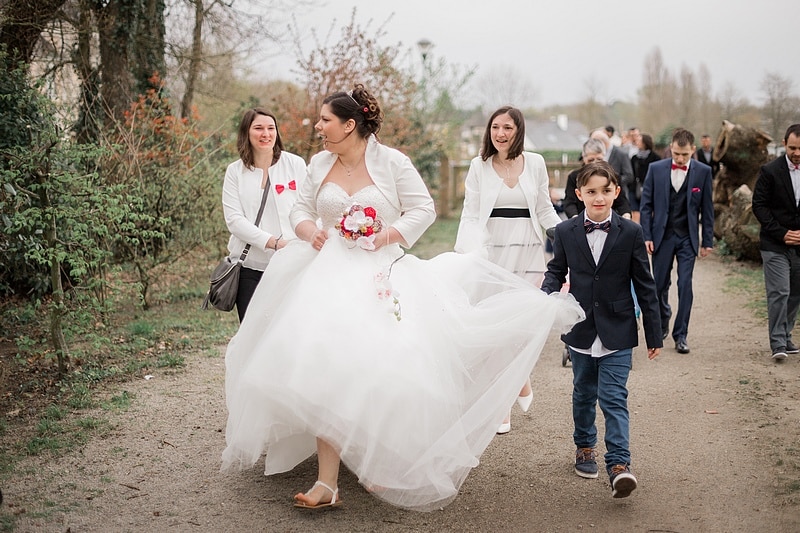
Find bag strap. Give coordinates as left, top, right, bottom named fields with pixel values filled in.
left=237, top=176, right=271, bottom=263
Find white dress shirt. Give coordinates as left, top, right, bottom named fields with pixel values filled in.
left=571, top=213, right=615, bottom=358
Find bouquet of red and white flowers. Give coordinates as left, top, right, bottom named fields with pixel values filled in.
left=336, top=204, right=383, bottom=250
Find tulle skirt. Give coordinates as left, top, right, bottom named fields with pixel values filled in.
left=221, top=229, right=583, bottom=511
left=485, top=217, right=546, bottom=286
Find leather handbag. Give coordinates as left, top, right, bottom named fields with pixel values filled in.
left=202, top=180, right=270, bottom=311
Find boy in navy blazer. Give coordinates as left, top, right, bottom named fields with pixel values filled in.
left=639, top=128, right=714, bottom=354
left=542, top=160, right=662, bottom=498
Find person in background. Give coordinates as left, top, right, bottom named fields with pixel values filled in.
left=694, top=134, right=720, bottom=178
left=542, top=160, right=661, bottom=499
left=222, top=107, right=307, bottom=322
left=629, top=133, right=660, bottom=223
left=564, top=138, right=631, bottom=220
left=591, top=129, right=634, bottom=198
left=455, top=105, right=563, bottom=434
left=639, top=128, right=714, bottom=354
left=751, top=123, right=800, bottom=362
left=623, top=127, right=641, bottom=158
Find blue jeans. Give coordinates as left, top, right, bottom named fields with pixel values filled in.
left=570, top=347, right=632, bottom=474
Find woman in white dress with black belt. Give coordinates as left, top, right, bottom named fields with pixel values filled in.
left=455, top=106, right=563, bottom=434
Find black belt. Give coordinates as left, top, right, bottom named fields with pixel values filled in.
left=490, top=208, right=530, bottom=218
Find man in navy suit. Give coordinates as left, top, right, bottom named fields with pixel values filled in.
left=542, top=160, right=661, bottom=498
left=752, top=124, right=800, bottom=361
left=639, top=128, right=714, bottom=354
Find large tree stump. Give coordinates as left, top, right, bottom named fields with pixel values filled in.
left=712, top=119, right=772, bottom=206
left=715, top=184, right=761, bottom=261
left=712, top=120, right=772, bottom=260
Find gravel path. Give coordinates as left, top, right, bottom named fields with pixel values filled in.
left=3, top=254, right=799, bottom=532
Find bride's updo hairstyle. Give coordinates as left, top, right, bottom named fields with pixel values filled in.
left=323, top=83, right=383, bottom=139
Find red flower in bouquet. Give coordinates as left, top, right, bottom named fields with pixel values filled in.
left=336, top=204, right=383, bottom=250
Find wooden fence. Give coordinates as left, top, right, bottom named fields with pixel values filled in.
left=434, top=158, right=582, bottom=218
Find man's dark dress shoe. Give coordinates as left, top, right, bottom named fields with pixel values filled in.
left=675, top=340, right=690, bottom=354
left=662, top=330, right=669, bottom=340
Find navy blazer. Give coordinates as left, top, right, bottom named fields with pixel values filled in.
left=752, top=155, right=800, bottom=253
left=639, top=158, right=714, bottom=254
left=541, top=212, right=662, bottom=351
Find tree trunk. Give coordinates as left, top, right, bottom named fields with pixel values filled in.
left=39, top=146, right=70, bottom=373
left=73, top=0, right=101, bottom=142
left=95, top=0, right=136, bottom=121
left=180, top=0, right=204, bottom=119
left=94, top=0, right=166, bottom=121
left=712, top=119, right=772, bottom=208
left=711, top=120, right=773, bottom=261
left=132, top=0, right=166, bottom=96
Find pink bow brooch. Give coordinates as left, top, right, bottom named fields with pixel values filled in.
left=275, top=180, right=296, bottom=194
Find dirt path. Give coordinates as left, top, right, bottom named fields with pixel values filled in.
left=4, top=254, right=800, bottom=532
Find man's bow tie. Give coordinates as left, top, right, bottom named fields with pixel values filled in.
left=584, top=219, right=611, bottom=234
left=671, top=164, right=687, bottom=171
left=275, top=180, right=296, bottom=194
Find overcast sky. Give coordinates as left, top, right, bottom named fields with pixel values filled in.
left=260, top=0, right=795, bottom=108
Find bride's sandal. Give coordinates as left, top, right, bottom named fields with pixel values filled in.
left=293, top=480, right=342, bottom=509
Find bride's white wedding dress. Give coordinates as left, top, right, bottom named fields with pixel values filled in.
left=222, top=182, right=583, bottom=511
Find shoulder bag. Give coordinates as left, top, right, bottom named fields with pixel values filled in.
left=202, top=180, right=270, bottom=311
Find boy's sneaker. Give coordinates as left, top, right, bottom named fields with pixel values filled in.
left=609, top=464, right=637, bottom=498
left=574, top=447, right=599, bottom=478
left=787, top=341, right=799, bottom=354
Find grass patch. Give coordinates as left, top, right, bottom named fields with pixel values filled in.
left=156, top=353, right=185, bottom=368
left=722, top=260, right=767, bottom=319
left=103, top=391, right=132, bottom=411
left=408, top=217, right=459, bottom=259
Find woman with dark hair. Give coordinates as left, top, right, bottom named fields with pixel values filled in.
left=630, top=133, right=660, bottom=223
left=221, top=86, right=582, bottom=511
left=221, top=107, right=306, bottom=321
left=455, top=106, right=563, bottom=434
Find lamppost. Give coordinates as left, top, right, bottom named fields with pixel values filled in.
left=416, top=39, right=433, bottom=112
left=417, top=38, right=432, bottom=62
left=415, top=39, right=450, bottom=217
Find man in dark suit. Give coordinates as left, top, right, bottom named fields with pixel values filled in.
left=694, top=134, right=720, bottom=177
left=639, top=128, right=714, bottom=354
left=542, top=160, right=661, bottom=498
left=751, top=124, right=800, bottom=361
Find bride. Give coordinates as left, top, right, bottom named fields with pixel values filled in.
left=221, top=84, right=584, bottom=512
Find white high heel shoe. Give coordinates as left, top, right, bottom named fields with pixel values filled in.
left=497, top=419, right=511, bottom=434
left=516, top=391, right=533, bottom=412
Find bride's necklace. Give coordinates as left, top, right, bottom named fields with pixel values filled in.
left=338, top=156, right=364, bottom=177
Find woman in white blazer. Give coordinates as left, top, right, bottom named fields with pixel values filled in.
left=455, top=106, right=562, bottom=434
left=222, top=108, right=306, bottom=322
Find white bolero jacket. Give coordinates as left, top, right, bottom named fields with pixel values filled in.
left=291, top=135, right=436, bottom=247
left=223, top=151, right=307, bottom=270
left=455, top=151, right=561, bottom=254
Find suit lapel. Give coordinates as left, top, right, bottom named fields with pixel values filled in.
left=778, top=158, right=797, bottom=209
left=660, top=163, right=672, bottom=208
left=571, top=217, right=595, bottom=266
left=596, top=215, right=621, bottom=269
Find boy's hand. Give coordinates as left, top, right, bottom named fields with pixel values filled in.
left=647, top=347, right=661, bottom=359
